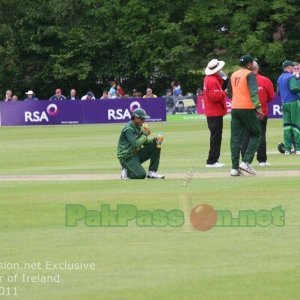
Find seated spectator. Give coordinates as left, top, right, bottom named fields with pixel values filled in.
left=143, top=88, right=157, bottom=98
left=132, top=89, right=138, bottom=98
left=81, top=91, right=96, bottom=100
left=196, top=88, right=203, bottom=96
left=12, top=95, right=18, bottom=101
left=132, top=89, right=142, bottom=98
left=117, top=84, right=125, bottom=97
left=164, top=89, right=172, bottom=97
left=100, top=90, right=109, bottom=99
left=172, top=81, right=183, bottom=96
left=67, top=89, right=79, bottom=100
left=3, top=90, right=13, bottom=101
left=108, top=81, right=117, bottom=98
left=24, top=90, right=39, bottom=101
left=49, top=89, right=66, bottom=101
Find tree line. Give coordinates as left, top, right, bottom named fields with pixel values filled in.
left=0, top=0, right=299, bottom=99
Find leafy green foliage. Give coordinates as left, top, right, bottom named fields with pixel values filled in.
left=0, top=0, right=299, bottom=98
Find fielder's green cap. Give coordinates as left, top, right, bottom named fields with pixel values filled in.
left=282, top=60, right=295, bottom=68
left=132, top=108, right=150, bottom=119
left=240, top=54, right=254, bottom=66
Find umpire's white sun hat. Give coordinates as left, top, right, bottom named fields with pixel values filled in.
left=205, top=59, right=225, bottom=75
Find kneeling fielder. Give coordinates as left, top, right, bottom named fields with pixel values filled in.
left=117, top=108, right=164, bottom=179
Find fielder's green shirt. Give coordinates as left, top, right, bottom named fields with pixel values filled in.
left=117, top=121, right=154, bottom=161
left=289, top=76, right=300, bottom=96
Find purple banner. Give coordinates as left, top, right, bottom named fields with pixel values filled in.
left=83, top=98, right=166, bottom=124
left=0, top=98, right=166, bottom=126
left=197, top=94, right=283, bottom=119
left=268, top=94, right=282, bottom=119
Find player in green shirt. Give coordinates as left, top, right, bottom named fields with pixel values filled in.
left=117, top=108, right=165, bottom=179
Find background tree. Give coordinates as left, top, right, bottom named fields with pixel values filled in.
left=0, top=0, right=299, bottom=99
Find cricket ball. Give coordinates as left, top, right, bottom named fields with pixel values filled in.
left=190, top=204, right=217, bottom=231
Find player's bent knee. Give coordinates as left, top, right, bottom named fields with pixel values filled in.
left=129, top=171, right=146, bottom=179
left=136, top=172, right=147, bottom=179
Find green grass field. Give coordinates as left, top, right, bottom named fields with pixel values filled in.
left=0, top=118, right=299, bottom=300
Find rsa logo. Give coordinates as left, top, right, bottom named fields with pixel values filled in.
left=24, top=104, right=59, bottom=122
left=108, top=101, right=141, bottom=120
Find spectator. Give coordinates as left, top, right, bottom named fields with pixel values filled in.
left=81, top=91, right=96, bottom=100
left=24, top=90, right=39, bottom=101
left=67, top=89, right=79, bottom=100
left=164, top=89, right=174, bottom=112
left=49, top=89, right=66, bottom=101
left=196, top=88, right=203, bottom=96
left=100, top=90, right=109, bottom=99
left=165, top=89, right=172, bottom=97
left=143, top=88, right=157, bottom=98
left=132, top=89, right=139, bottom=98
left=132, top=89, right=142, bottom=98
left=108, top=81, right=117, bottom=98
left=241, top=61, right=275, bottom=166
left=12, top=95, right=18, bottom=101
left=117, top=84, right=125, bottom=97
left=172, top=81, right=182, bottom=96
left=3, top=90, right=13, bottom=102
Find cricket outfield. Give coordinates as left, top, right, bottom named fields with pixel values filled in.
left=0, top=118, right=299, bottom=300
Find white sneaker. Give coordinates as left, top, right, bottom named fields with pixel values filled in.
left=285, top=151, right=291, bottom=155
left=206, top=162, right=225, bottom=168
left=239, top=162, right=256, bottom=175
left=147, top=171, right=165, bottom=179
left=259, top=162, right=271, bottom=167
left=121, top=168, right=129, bottom=180
left=230, top=169, right=244, bottom=176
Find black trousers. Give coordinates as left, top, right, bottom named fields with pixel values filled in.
left=206, top=116, right=223, bottom=164
left=241, top=116, right=268, bottom=163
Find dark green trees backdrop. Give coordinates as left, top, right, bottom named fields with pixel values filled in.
left=0, top=0, right=299, bottom=99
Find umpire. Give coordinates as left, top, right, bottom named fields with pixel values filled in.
left=117, top=108, right=165, bottom=179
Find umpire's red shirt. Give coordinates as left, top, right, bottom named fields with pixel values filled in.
left=203, top=74, right=227, bottom=117
left=256, top=73, right=275, bottom=115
